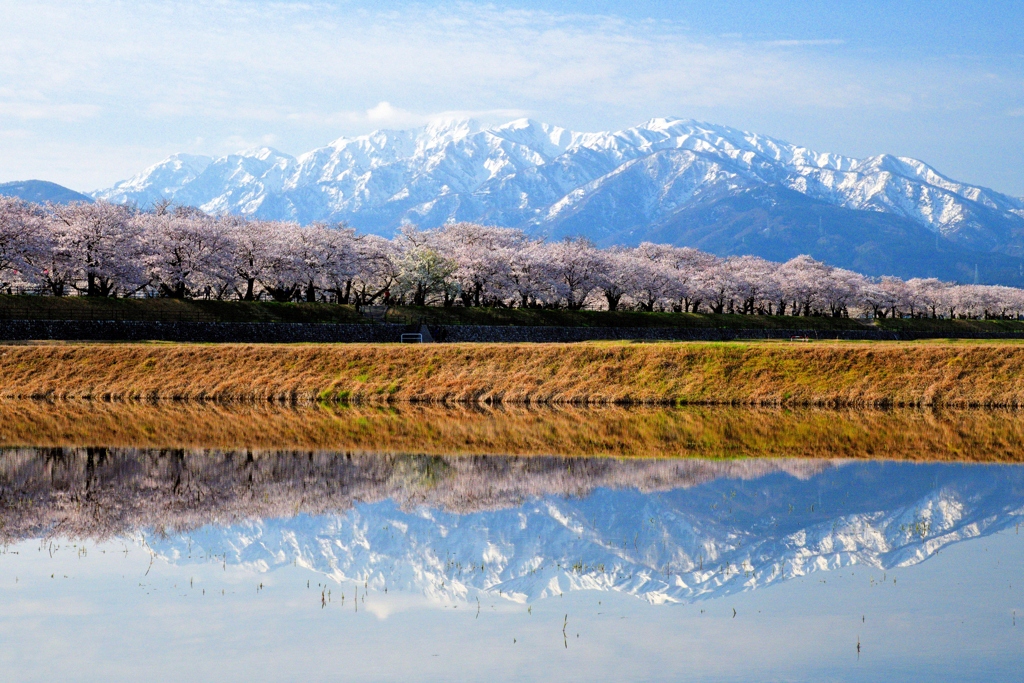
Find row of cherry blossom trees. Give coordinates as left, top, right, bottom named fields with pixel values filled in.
left=1, top=198, right=1023, bottom=319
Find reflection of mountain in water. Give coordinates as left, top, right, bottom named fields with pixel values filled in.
left=2, top=450, right=1023, bottom=603
left=155, top=463, right=1024, bottom=604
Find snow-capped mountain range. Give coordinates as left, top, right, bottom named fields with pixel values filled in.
left=97, top=118, right=1024, bottom=261
left=146, top=461, right=1024, bottom=605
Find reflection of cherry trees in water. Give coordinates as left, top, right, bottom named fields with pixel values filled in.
left=0, top=447, right=828, bottom=541
left=1, top=197, right=1021, bottom=318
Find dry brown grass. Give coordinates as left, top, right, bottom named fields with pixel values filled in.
left=2, top=340, right=1024, bottom=407
left=1, top=400, right=1023, bottom=462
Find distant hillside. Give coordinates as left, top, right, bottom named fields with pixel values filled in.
left=0, top=180, right=92, bottom=204
left=632, top=185, right=1024, bottom=286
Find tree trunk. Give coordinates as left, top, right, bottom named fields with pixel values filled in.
left=604, top=291, right=621, bottom=311
left=266, top=285, right=297, bottom=302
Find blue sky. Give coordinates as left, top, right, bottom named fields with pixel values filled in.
left=1, top=0, right=1022, bottom=195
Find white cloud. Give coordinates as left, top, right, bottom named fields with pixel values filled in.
left=366, top=101, right=403, bottom=123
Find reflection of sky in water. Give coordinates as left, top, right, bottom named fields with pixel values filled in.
left=1, top=461, right=1023, bottom=681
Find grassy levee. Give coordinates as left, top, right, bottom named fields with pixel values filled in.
left=876, top=316, right=1024, bottom=336
left=1, top=401, right=1022, bottom=462
left=0, top=294, right=365, bottom=323
left=384, top=306, right=876, bottom=329
left=349, top=304, right=1024, bottom=335
left=2, top=340, right=1024, bottom=407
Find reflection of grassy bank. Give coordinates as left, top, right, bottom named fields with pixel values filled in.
left=3, top=341, right=1024, bottom=407
left=1, top=400, right=1023, bottom=462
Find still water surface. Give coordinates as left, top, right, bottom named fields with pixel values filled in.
left=1, top=410, right=1023, bottom=681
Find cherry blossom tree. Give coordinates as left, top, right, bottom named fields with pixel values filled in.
left=596, top=247, right=631, bottom=311
left=393, top=226, right=459, bottom=306
left=5, top=195, right=1024, bottom=319
left=433, top=223, right=525, bottom=307
left=543, top=237, right=603, bottom=310
left=778, top=255, right=839, bottom=316
left=50, top=202, right=146, bottom=296
left=308, top=223, right=360, bottom=304
left=349, top=234, right=399, bottom=306
left=0, top=197, right=45, bottom=291
left=257, top=222, right=305, bottom=302
left=507, top=239, right=551, bottom=308
left=653, top=246, right=718, bottom=313
left=906, top=278, right=947, bottom=318
left=725, top=256, right=783, bottom=315
left=141, top=212, right=233, bottom=298
left=622, top=244, right=680, bottom=312
left=225, top=218, right=278, bottom=301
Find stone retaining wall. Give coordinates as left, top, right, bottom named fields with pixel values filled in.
left=429, top=325, right=903, bottom=342
left=0, top=320, right=399, bottom=343
left=2, top=318, right=1023, bottom=343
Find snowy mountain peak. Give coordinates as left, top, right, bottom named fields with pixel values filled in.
left=491, top=118, right=577, bottom=157
left=94, top=117, right=1024, bottom=264
left=420, top=117, right=480, bottom=148
left=234, top=147, right=294, bottom=163
left=639, top=116, right=688, bottom=131
left=164, top=152, right=214, bottom=170
left=103, top=152, right=213, bottom=203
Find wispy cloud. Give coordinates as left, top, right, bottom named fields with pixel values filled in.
left=0, top=101, right=100, bottom=121
left=0, top=0, right=963, bottom=127
left=286, top=102, right=530, bottom=131
left=763, top=39, right=847, bottom=47
left=0, top=0, right=1020, bottom=192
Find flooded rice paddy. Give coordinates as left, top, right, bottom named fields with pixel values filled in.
left=1, top=404, right=1022, bottom=681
